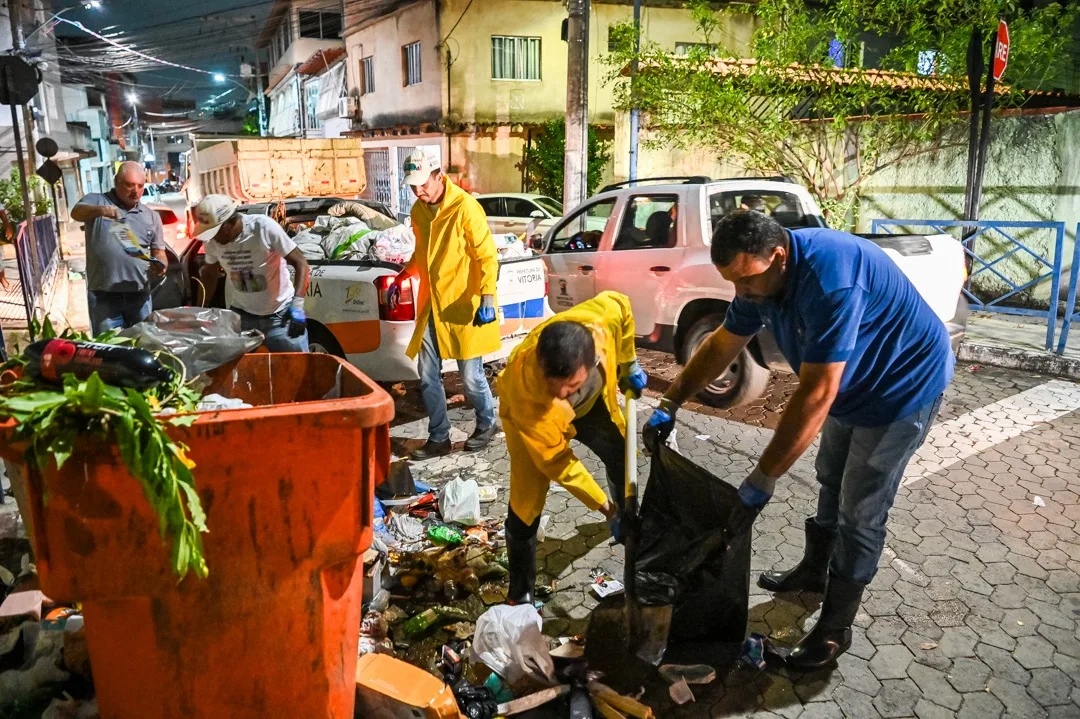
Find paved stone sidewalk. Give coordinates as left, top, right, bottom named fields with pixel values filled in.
left=396, top=363, right=1080, bottom=718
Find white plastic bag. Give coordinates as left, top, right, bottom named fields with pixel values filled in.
left=471, top=605, right=555, bottom=685
left=440, top=477, right=482, bottom=526
left=122, top=308, right=264, bottom=377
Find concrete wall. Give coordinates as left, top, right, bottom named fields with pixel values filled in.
left=858, top=111, right=1080, bottom=304
left=344, top=2, right=443, bottom=128
left=613, top=108, right=1080, bottom=305
left=267, top=37, right=345, bottom=92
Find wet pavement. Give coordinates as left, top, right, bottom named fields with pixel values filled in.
left=395, top=353, right=1080, bottom=718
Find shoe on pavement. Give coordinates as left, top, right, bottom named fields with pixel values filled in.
left=411, top=439, right=451, bottom=460
left=464, top=424, right=497, bottom=452
left=759, top=516, right=837, bottom=593
left=786, top=573, right=866, bottom=670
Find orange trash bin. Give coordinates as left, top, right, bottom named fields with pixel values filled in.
left=0, top=353, right=393, bottom=719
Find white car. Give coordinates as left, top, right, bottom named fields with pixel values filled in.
left=475, top=193, right=563, bottom=244
left=540, top=177, right=968, bottom=407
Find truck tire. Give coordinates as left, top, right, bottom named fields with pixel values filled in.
left=307, top=323, right=346, bottom=359
left=682, top=314, right=770, bottom=408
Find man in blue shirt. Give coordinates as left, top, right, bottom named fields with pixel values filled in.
left=645, top=211, right=953, bottom=670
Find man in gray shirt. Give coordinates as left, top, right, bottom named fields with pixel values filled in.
left=71, top=162, right=168, bottom=334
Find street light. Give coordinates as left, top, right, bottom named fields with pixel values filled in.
left=128, top=92, right=138, bottom=105
left=213, top=73, right=226, bottom=83
left=82, top=0, right=102, bottom=9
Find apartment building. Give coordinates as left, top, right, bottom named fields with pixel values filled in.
left=340, top=0, right=754, bottom=216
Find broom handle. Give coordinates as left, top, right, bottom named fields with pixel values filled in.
left=623, top=396, right=638, bottom=597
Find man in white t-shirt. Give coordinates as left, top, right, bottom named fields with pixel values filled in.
left=193, top=195, right=311, bottom=352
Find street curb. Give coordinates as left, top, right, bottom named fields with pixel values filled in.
left=958, top=341, right=1080, bottom=382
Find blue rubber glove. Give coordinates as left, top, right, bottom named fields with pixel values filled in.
left=473, top=294, right=497, bottom=326
left=728, top=468, right=777, bottom=538
left=643, top=397, right=678, bottom=452
left=286, top=296, right=307, bottom=339
left=618, top=359, right=648, bottom=399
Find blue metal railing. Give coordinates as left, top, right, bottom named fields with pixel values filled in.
left=871, top=219, right=1066, bottom=352
left=1053, top=224, right=1080, bottom=353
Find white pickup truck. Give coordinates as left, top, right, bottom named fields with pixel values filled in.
left=540, top=177, right=968, bottom=407
left=153, top=196, right=551, bottom=382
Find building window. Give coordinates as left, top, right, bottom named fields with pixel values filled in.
left=298, top=10, right=342, bottom=40
left=360, top=56, right=375, bottom=95
left=402, top=42, right=422, bottom=86
left=305, top=81, right=321, bottom=132
left=491, top=36, right=541, bottom=80
left=674, top=42, right=718, bottom=56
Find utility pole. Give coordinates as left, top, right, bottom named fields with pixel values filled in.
left=563, top=0, right=590, bottom=209
left=251, top=18, right=267, bottom=136
left=628, top=0, right=642, bottom=182
left=8, top=0, right=42, bottom=299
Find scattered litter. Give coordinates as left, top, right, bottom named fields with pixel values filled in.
left=358, top=611, right=393, bottom=657
left=427, top=523, right=464, bottom=546
left=694, top=435, right=710, bottom=441
left=920, top=642, right=939, bottom=650
left=588, top=681, right=655, bottom=719
left=0, top=565, right=13, bottom=587
left=1033, top=496, right=1046, bottom=507
left=440, top=477, right=482, bottom=526
left=966, top=364, right=982, bottom=373
left=477, top=486, right=499, bottom=503
left=658, top=664, right=716, bottom=685
left=497, top=686, right=570, bottom=716
left=591, top=578, right=624, bottom=599
left=741, top=633, right=767, bottom=670
left=387, top=514, right=425, bottom=544
left=472, top=604, right=554, bottom=685
left=669, top=677, right=695, bottom=705
left=551, top=640, right=585, bottom=659
left=1016, top=621, right=1024, bottom=626
left=535, top=515, right=551, bottom=542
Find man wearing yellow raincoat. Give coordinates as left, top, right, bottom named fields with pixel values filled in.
left=400, top=150, right=500, bottom=459
left=497, top=291, right=648, bottom=604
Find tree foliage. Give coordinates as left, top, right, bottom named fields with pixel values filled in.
left=606, top=0, right=1075, bottom=225
left=0, top=169, right=54, bottom=223
left=521, top=119, right=613, bottom=199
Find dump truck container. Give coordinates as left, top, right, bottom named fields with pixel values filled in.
left=0, top=353, right=393, bottom=719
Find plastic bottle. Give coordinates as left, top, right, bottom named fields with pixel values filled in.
left=23, top=339, right=175, bottom=390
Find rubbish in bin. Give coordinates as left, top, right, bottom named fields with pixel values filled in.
left=121, top=308, right=264, bottom=377
left=440, top=477, right=482, bottom=526
left=193, top=393, right=253, bottom=412
left=359, top=611, right=393, bottom=657
left=0, top=352, right=209, bottom=579
left=592, top=697, right=627, bottom=719
left=741, top=632, right=766, bottom=670
left=472, top=604, right=554, bottom=685
left=23, top=339, right=174, bottom=390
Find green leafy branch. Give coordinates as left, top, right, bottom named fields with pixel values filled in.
left=0, top=325, right=209, bottom=580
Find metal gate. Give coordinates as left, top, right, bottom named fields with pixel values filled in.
left=396, top=145, right=418, bottom=221
left=362, top=148, right=393, bottom=210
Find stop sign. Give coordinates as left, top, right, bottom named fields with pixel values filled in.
left=993, top=19, right=1010, bottom=82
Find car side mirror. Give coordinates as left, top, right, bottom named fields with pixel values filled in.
left=530, top=210, right=545, bottom=219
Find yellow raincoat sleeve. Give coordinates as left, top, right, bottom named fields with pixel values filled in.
left=512, top=417, right=609, bottom=513
left=462, top=201, right=498, bottom=296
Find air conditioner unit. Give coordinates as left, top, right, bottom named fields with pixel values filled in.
left=338, top=96, right=360, bottom=119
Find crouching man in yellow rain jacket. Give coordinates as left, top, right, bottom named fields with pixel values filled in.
left=497, top=291, right=648, bottom=604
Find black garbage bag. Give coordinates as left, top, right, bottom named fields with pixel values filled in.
left=634, top=443, right=751, bottom=643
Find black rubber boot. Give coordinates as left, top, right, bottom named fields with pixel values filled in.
left=410, top=439, right=451, bottom=460
left=758, top=516, right=838, bottom=593
left=786, top=573, right=866, bottom=670
left=506, top=514, right=538, bottom=606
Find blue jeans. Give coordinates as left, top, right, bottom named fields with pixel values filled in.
left=232, top=307, right=309, bottom=353
left=87, top=290, right=152, bottom=335
left=418, top=314, right=496, bottom=443
left=815, top=395, right=942, bottom=585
